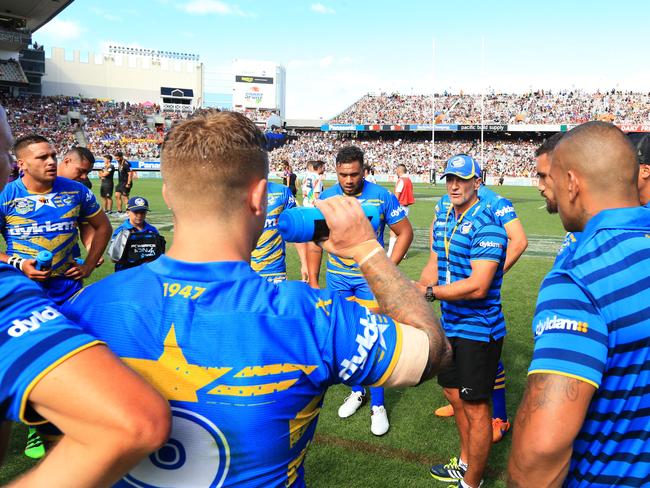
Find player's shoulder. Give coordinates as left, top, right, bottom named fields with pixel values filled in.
left=363, top=180, right=389, bottom=196
left=0, top=178, right=20, bottom=200
left=320, top=185, right=341, bottom=199
left=0, top=263, right=42, bottom=297
left=267, top=181, right=284, bottom=193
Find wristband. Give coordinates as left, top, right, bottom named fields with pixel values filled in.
left=8, top=256, right=25, bottom=272
left=346, top=239, right=384, bottom=264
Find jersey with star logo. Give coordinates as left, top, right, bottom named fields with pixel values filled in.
left=0, top=177, right=101, bottom=275
left=61, top=255, right=403, bottom=488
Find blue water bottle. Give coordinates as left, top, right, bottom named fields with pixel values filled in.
left=35, top=250, right=53, bottom=271
left=74, top=257, right=85, bottom=265
left=278, top=205, right=381, bottom=243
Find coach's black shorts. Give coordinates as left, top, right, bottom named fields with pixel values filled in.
left=100, top=184, right=114, bottom=198
left=115, top=183, right=131, bottom=196
left=437, top=336, right=503, bottom=401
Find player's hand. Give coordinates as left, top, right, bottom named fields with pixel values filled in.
left=300, top=264, right=309, bottom=283
left=21, top=259, right=52, bottom=282
left=314, top=196, right=376, bottom=258
left=65, top=263, right=92, bottom=280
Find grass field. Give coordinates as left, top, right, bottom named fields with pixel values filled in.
left=0, top=178, right=566, bottom=487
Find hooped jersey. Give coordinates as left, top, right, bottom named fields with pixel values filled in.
left=529, top=207, right=650, bottom=486
left=62, top=255, right=403, bottom=488
left=431, top=201, right=507, bottom=342
left=0, top=177, right=101, bottom=275
left=251, top=182, right=296, bottom=277
left=0, top=264, right=100, bottom=424
left=320, top=180, right=406, bottom=283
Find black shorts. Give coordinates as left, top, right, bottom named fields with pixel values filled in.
left=437, top=336, right=503, bottom=401
left=100, top=185, right=114, bottom=198
left=115, top=183, right=131, bottom=196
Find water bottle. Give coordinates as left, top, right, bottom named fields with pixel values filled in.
left=278, top=205, right=381, bottom=243
left=74, top=257, right=85, bottom=265
left=35, top=250, right=53, bottom=271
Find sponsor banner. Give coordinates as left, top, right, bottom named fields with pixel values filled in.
left=458, top=124, right=507, bottom=131
left=235, top=75, right=273, bottom=84
left=618, top=124, right=650, bottom=133
left=506, top=124, right=562, bottom=132
left=321, top=123, right=459, bottom=132
left=94, top=160, right=161, bottom=171
left=232, top=59, right=278, bottom=110
left=561, top=124, right=580, bottom=132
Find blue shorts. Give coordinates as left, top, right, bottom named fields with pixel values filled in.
left=38, top=277, right=83, bottom=306
left=326, top=272, right=377, bottom=308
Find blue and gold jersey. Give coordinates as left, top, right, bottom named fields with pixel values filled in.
left=251, top=182, right=296, bottom=277
left=431, top=201, right=507, bottom=342
left=320, top=181, right=405, bottom=285
left=0, top=264, right=101, bottom=424
left=529, top=207, right=650, bottom=486
left=62, top=255, right=403, bottom=487
left=0, top=177, right=101, bottom=275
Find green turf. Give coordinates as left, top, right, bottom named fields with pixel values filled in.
left=0, top=178, right=562, bottom=487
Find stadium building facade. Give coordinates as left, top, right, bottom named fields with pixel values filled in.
left=41, top=47, right=204, bottom=110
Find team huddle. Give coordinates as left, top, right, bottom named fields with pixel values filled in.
left=0, top=108, right=649, bottom=488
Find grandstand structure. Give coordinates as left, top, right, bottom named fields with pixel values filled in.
left=0, top=0, right=68, bottom=96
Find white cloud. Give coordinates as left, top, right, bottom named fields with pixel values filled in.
left=37, top=19, right=84, bottom=40
left=319, top=55, right=334, bottom=67
left=180, top=0, right=251, bottom=16
left=310, top=3, right=335, bottom=14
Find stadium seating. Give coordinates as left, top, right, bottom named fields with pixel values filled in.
left=330, top=91, right=650, bottom=125
left=0, top=60, right=28, bottom=85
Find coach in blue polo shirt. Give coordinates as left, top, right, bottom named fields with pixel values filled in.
left=509, top=122, right=650, bottom=487
left=419, top=154, right=507, bottom=488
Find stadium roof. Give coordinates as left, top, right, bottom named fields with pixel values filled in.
left=2, top=0, right=75, bottom=33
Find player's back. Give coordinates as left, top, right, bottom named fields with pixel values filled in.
left=63, top=255, right=400, bottom=487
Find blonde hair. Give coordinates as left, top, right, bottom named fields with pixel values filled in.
left=161, top=110, right=268, bottom=213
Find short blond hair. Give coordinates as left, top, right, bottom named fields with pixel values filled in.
left=161, top=110, right=268, bottom=212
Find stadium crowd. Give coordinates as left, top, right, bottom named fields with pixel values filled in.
left=330, top=90, right=650, bottom=125
left=0, top=95, right=166, bottom=160
left=270, top=132, right=538, bottom=177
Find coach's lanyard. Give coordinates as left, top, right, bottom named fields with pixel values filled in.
left=443, top=200, right=479, bottom=283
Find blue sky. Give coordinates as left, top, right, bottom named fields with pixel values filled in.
left=34, top=0, right=650, bottom=119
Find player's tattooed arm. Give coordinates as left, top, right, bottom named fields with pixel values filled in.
left=359, top=250, right=451, bottom=380
left=507, top=373, right=595, bottom=488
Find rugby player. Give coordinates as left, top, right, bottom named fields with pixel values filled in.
left=0, top=107, right=170, bottom=487
left=432, top=156, right=528, bottom=443
left=420, top=154, right=508, bottom=488
left=62, top=111, right=449, bottom=487
left=114, top=151, right=133, bottom=214
left=0, top=135, right=111, bottom=306
left=307, top=145, right=414, bottom=436
left=388, top=164, right=415, bottom=258
left=508, top=122, right=650, bottom=487
left=301, top=160, right=323, bottom=207
left=57, top=146, right=106, bottom=269
left=99, top=154, right=116, bottom=213
left=251, top=180, right=308, bottom=283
